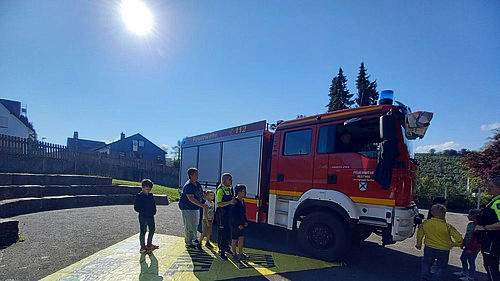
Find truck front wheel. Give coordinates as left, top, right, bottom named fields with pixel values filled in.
left=298, top=212, right=348, bottom=261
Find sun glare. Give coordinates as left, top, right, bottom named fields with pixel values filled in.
left=120, top=0, right=154, bottom=35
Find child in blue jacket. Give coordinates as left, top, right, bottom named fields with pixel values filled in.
left=134, top=179, right=158, bottom=253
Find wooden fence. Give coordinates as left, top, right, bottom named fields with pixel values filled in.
left=0, top=134, right=179, bottom=187
left=0, top=134, right=66, bottom=159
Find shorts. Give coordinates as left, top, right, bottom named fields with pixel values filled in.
left=202, top=219, right=213, bottom=236
left=231, top=225, right=244, bottom=239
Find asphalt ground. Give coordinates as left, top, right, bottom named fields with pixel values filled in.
left=0, top=203, right=489, bottom=281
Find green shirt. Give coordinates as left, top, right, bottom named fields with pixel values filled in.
left=487, top=195, right=500, bottom=221
left=216, top=184, right=232, bottom=203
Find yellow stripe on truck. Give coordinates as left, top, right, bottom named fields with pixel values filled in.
left=270, top=189, right=395, bottom=206
left=351, top=196, right=395, bottom=206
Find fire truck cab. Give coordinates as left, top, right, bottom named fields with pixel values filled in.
left=180, top=92, right=432, bottom=261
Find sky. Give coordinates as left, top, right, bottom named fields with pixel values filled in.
left=1, top=0, right=499, bottom=154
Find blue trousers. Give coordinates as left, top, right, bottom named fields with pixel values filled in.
left=460, top=249, right=480, bottom=278
left=421, top=246, right=450, bottom=281
left=138, top=215, right=155, bottom=248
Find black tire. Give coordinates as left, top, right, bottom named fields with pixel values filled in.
left=297, top=212, right=349, bottom=261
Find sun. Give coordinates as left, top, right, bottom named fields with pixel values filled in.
left=120, top=0, right=154, bottom=35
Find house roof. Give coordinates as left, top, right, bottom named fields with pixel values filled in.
left=0, top=99, right=35, bottom=133
left=67, top=137, right=106, bottom=149
left=94, top=133, right=166, bottom=154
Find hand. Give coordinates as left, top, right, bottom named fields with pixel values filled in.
left=475, top=225, right=485, bottom=231
left=415, top=245, right=421, bottom=250
left=230, top=198, right=237, bottom=205
left=238, top=225, right=244, bottom=230
left=244, top=222, right=248, bottom=228
left=202, top=205, right=209, bottom=211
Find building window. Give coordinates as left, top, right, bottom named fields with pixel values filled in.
left=119, top=151, right=125, bottom=157
left=283, top=129, right=312, bottom=156
left=132, top=140, right=138, bottom=151
left=139, top=141, right=144, bottom=147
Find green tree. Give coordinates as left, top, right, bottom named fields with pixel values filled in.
left=326, top=67, right=353, bottom=112
left=355, top=62, right=378, bottom=106
left=171, top=140, right=182, bottom=168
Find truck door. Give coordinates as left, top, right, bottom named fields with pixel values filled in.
left=319, top=119, right=384, bottom=199
left=275, top=127, right=316, bottom=194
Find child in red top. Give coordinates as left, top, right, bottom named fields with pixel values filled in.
left=453, top=209, right=481, bottom=281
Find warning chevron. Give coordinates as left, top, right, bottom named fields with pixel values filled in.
left=41, top=234, right=341, bottom=280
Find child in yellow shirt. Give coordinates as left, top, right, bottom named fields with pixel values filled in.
left=416, top=204, right=463, bottom=281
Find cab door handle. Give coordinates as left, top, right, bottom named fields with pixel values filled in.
left=277, top=173, right=284, bottom=182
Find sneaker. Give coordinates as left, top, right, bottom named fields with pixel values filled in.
left=239, top=253, right=249, bottom=260
left=196, top=243, right=203, bottom=251
left=453, top=272, right=467, bottom=277
left=139, top=247, right=147, bottom=253
left=148, top=244, right=159, bottom=250
left=219, top=252, right=228, bottom=260
left=232, top=254, right=240, bottom=261
left=205, top=241, right=214, bottom=248
left=459, top=277, right=473, bottom=281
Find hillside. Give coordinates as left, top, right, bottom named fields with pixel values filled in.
left=415, top=153, right=484, bottom=209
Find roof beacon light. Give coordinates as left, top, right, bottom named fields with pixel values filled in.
left=379, top=90, right=394, bottom=105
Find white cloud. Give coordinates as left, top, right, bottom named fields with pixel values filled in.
left=480, top=123, right=500, bottom=131
left=415, top=141, right=461, bottom=153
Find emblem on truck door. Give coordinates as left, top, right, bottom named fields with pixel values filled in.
left=359, top=182, right=368, bottom=191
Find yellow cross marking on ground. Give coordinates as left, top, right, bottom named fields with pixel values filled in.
left=41, top=234, right=341, bottom=280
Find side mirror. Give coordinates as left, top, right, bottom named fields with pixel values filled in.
left=380, top=114, right=397, bottom=141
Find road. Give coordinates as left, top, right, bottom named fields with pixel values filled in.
left=0, top=203, right=488, bottom=281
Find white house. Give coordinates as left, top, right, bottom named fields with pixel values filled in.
left=0, top=99, right=36, bottom=139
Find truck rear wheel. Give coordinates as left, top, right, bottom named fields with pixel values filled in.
left=298, top=212, right=348, bottom=261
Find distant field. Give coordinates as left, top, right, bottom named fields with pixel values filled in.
left=112, top=179, right=180, bottom=201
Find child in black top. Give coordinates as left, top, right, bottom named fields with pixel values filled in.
left=134, top=179, right=158, bottom=253
left=230, top=184, right=248, bottom=261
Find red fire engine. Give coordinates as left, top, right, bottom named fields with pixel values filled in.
left=180, top=91, right=433, bottom=260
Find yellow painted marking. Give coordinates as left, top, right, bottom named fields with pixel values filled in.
left=41, top=234, right=340, bottom=281
left=269, top=189, right=302, bottom=197
left=244, top=198, right=261, bottom=206
left=351, top=196, right=395, bottom=206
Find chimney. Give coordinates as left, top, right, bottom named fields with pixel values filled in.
left=73, top=131, right=79, bottom=139
left=121, top=132, right=125, bottom=140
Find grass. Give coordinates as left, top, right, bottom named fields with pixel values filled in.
left=112, top=179, right=180, bottom=201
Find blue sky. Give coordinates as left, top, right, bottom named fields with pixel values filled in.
left=1, top=0, right=499, bottom=154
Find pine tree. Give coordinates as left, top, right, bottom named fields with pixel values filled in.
left=355, top=62, right=379, bottom=106
left=326, top=67, right=353, bottom=112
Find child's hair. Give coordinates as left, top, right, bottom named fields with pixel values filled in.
left=206, top=190, right=215, bottom=200
left=430, top=204, right=446, bottom=218
left=432, top=196, right=448, bottom=205
left=468, top=209, right=481, bottom=220
left=221, top=173, right=232, bottom=183
left=141, top=178, right=154, bottom=188
left=187, top=167, right=198, bottom=178
left=235, top=184, right=246, bottom=194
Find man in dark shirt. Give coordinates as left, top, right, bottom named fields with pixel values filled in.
left=179, top=168, right=208, bottom=249
left=134, top=179, right=158, bottom=253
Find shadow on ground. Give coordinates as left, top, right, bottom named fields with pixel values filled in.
left=210, top=222, right=489, bottom=281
